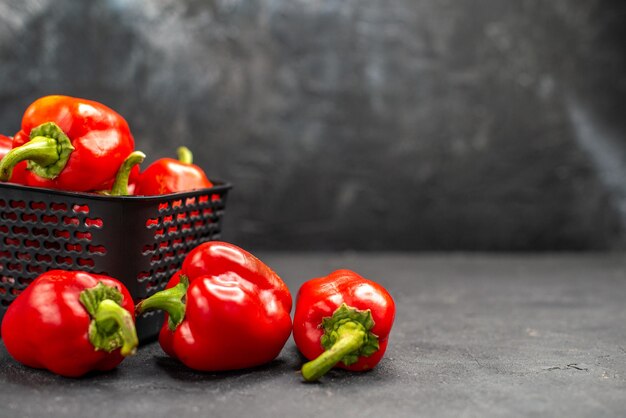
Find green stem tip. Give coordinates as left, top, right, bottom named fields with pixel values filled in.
left=301, top=304, right=380, bottom=382
left=109, top=151, right=146, bottom=196
left=92, top=300, right=138, bottom=356
left=177, top=146, right=193, bottom=165
left=135, top=275, right=189, bottom=331
left=79, top=282, right=138, bottom=357
left=0, top=122, right=74, bottom=181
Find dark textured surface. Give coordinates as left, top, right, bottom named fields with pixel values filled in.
left=1, top=1, right=626, bottom=250
left=0, top=253, right=625, bottom=417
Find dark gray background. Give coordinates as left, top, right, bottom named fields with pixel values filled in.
left=0, top=0, right=625, bottom=251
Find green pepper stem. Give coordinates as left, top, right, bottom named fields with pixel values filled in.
left=135, top=275, right=189, bottom=331
left=80, top=282, right=138, bottom=356
left=301, top=321, right=367, bottom=382
left=93, top=299, right=138, bottom=356
left=109, top=151, right=146, bottom=196
left=0, top=122, right=74, bottom=181
left=177, top=146, right=193, bottom=164
left=0, top=136, right=59, bottom=181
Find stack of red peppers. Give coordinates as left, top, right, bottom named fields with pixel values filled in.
left=0, top=95, right=214, bottom=196
left=0, top=95, right=396, bottom=380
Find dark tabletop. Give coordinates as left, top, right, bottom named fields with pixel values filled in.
left=1, top=253, right=625, bottom=417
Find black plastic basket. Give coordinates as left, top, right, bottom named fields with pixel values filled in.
left=0, top=182, right=231, bottom=342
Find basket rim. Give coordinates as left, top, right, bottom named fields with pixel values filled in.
left=0, top=180, right=233, bottom=202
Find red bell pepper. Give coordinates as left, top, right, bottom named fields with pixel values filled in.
left=136, top=241, right=292, bottom=371
left=0, top=134, right=11, bottom=158
left=133, top=146, right=213, bottom=195
left=1, top=270, right=138, bottom=377
left=293, top=269, right=395, bottom=381
left=0, top=95, right=135, bottom=192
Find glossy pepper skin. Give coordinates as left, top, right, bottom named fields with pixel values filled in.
left=293, top=269, right=395, bottom=381
left=134, top=146, right=212, bottom=195
left=0, top=95, right=135, bottom=191
left=1, top=270, right=138, bottom=377
left=0, top=134, right=11, bottom=157
left=136, top=241, right=292, bottom=371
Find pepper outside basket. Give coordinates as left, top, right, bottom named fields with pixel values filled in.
left=0, top=181, right=231, bottom=342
